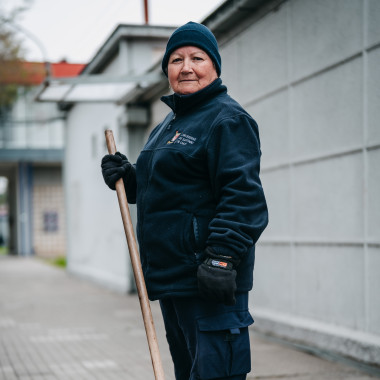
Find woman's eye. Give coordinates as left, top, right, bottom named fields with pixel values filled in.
left=193, top=57, right=203, bottom=61
left=171, top=58, right=182, bottom=63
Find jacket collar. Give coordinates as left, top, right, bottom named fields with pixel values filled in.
left=161, top=78, right=227, bottom=115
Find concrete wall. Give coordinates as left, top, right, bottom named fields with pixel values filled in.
left=212, top=0, right=379, bottom=364
left=138, top=0, right=380, bottom=364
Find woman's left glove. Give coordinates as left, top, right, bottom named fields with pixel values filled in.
left=197, top=247, right=237, bottom=306
left=101, top=152, right=132, bottom=190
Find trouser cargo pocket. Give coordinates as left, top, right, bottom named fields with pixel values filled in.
left=196, top=310, right=253, bottom=379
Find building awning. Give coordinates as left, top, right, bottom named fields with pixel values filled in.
left=35, top=71, right=163, bottom=105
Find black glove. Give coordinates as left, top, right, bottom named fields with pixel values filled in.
left=197, top=247, right=238, bottom=306
left=101, top=152, right=132, bottom=190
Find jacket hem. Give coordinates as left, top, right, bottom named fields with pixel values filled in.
left=148, top=286, right=252, bottom=301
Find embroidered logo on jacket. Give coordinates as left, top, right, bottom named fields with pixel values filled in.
left=167, top=131, right=197, bottom=146
left=167, top=131, right=181, bottom=144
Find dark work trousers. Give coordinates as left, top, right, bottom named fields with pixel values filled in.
left=159, top=293, right=253, bottom=380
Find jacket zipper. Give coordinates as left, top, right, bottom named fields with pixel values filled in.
left=166, top=113, right=176, bottom=130
left=139, top=113, right=177, bottom=255
left=192, top=216, right=199, bottom=250
left=148, top=113, right=176, bottom=179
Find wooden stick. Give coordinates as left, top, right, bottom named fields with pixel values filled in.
left=104, top=130, right=165, bottom=380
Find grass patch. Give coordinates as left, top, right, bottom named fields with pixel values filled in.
left=42, top=256, right=67, bottom=269
left=0, top=246, right=8, bottom=255
left=52, top=256, right=67, bottom=268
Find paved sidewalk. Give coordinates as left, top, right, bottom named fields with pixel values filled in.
left=0, top=256, right=378, bottom=380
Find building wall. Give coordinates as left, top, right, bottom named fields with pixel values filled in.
left=65, top=102, right=130, bottom=291
left=65, top=32, right=173, bottom=292
left=138, top=0, right=380, bottom=363
left=3, top=86, right=65, bottom=149
left=213, top=0, right=379, bottom=363
left=33, top=166, right=66, bottom=257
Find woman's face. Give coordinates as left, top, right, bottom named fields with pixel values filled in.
left=167, top=46, right=218, bottom=95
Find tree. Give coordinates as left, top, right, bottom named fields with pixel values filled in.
left=0, top=1, right=33, bottom=114
left=0, top=26, right=22, bottom=109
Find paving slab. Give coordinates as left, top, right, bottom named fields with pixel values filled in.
left=0, top=256, right=378, bottom=380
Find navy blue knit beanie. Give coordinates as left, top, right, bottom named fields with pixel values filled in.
left=161, top=21, right=221, bottom=77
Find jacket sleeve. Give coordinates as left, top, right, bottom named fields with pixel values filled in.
left=123, top=164, right=137, bottom=204
left=206, top=113, right=268, bottom=263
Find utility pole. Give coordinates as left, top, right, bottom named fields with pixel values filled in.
left=144, top=0, right=149, bottom=24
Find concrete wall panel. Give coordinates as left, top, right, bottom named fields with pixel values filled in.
left=367, top=47, right=380, bottom=146
left=368, top=247, right=380, bottom=335
left=220, top=42, right=239, bottom=98
left=239, top=3, right=288, bottom=102
left=247, top=90, right=290, bottom=168
left=292, top=58, right=363, bottom=159
left=368, top=148, right=380, bottom=241
left=290, top=0, right=362, bottom=81
left=260, top=168, right=291, bottom=239
left=368, top=0, right=380, bottom=47
left=253, top=244, right=293, bottom=313
left=295, top=245, right=365, bottom=329
left=293, top=153, right=364, bottom=240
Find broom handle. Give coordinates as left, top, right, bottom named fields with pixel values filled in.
left=105, top=130, right=165, bottom=380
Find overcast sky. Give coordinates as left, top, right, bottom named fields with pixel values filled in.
left=4, top=0, right=225, bottom=63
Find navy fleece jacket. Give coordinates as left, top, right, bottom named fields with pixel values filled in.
left=125, top=79, right=268, bottom=300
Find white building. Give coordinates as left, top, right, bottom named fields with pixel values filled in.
left=59, top=24, right=175, bottom=291
left=44, top=0, right=380, bottom=366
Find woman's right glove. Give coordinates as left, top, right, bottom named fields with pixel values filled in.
left=101, top=152, right=132, bottom=190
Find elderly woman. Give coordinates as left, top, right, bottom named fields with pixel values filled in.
left=102, top=22, right=268, bottom=380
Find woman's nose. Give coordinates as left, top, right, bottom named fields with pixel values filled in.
left=181, top=58, right=193, bottom=73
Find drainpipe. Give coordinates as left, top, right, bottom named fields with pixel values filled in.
left=18, top=162, right=33, bottom=256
